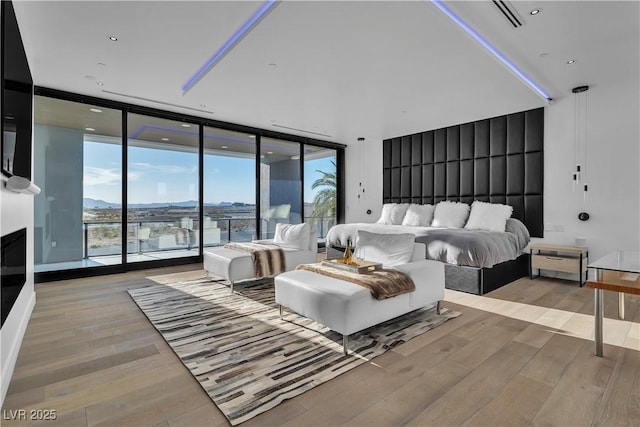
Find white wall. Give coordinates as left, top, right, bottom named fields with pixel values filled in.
left=540, top=76, right=640, bottom=259
left=344, top=139, right=383, bottom=224
left=345, top=76, right=640, bottom=261
left=0, top=182, right=36, bottom=406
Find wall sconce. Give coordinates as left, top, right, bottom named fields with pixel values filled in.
left=5, top=175, right=41, bottom=195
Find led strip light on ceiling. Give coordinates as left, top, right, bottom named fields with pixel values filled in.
left=430, top=0, right=553, bottom=102
left=182, top=0, right=279, bottom=94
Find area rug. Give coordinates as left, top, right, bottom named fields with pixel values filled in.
left=128, top=277, right=460, bottom=425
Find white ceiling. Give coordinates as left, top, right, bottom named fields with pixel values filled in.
left=12, top=0, right=640, bottom=146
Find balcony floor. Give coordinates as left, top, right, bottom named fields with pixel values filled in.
left=35, top=248, right=201, bottom=273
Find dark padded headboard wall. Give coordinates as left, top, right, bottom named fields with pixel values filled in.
left=383, top=107, right=544, bottom=237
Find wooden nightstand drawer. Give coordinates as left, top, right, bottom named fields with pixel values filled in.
left=532, top=254, right=580, bottom=273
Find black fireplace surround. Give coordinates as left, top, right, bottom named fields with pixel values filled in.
left=1, top=228, right=27, bottom=327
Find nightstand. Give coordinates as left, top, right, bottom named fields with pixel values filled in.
left=530, top=244, right=589, bottom=286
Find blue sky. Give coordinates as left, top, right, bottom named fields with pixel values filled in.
left=83, top=141, right=335, bottom=205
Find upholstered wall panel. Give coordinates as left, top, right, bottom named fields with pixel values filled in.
left=383, top=107, right=544, bottom=237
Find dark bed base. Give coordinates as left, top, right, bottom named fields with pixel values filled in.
left=444, top=253, right=529, bottom=295
left=326, top=246, right=529, bottom=296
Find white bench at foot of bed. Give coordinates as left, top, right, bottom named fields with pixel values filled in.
left=274, top=243, right=445, bottom=355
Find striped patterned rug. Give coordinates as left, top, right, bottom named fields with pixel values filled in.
left=128, top=277, right=460, bottom=425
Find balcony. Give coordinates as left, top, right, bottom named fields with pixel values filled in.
left=35, top=215, right=333, bottom=273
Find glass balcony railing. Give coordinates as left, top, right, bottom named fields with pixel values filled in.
left=82, top=218, right=257, bottom=259
left=82, top=216, right=334, bottom=259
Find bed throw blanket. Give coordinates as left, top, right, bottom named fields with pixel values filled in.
left=296, top=263, right=415, bottom=300
left=224, top=242, right=286, bottom=279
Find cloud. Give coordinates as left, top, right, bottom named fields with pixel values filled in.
left=127, top=171, right=141, bottom=181
left=84, top=167, right=121, bottom=186
left=129, top=162, right=197, bottom=175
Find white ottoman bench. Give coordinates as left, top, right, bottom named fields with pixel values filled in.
left=275, top=242, right=445, bottom=354
left=203, top=225, right=317, bottom=292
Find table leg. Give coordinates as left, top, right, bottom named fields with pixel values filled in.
left=618, top=292, right=625, bottom=320
left=595, top=288, right=604, bottom=357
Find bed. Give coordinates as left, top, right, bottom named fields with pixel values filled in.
left=325, top=203, right=531, bottom=295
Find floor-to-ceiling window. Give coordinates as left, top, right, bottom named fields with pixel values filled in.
left=203, top=127, right=256, bottom=244
left=33, top=96, right=122, bottom=272
left=260, top=138, right=302, bottom=239
left=304, top=145, right=337, bottom=238
left=126, top=113, right=200, bottom=263
left=33, top=89, right=344, bottom=281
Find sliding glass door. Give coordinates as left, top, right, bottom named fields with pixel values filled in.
left=304, top=145, right=337, bottom=238
left=33, top=89, right=343, bottom=281
left=33, top=96, right=122, bottom=272
left=126, top=114, right=199, bottom=263
left=259, top=138, right=302, bottom=238
left=203, top=127, right=256, bottom=245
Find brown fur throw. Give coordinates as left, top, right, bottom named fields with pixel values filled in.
left=296, top=263, right=415, bottom=300
left=224, top=242, right=286, bottom=279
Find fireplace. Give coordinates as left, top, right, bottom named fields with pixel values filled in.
left=1, top=227, right=26, bottom=327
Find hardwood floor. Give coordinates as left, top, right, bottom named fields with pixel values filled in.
left=2, top=265, right=639, bottom=426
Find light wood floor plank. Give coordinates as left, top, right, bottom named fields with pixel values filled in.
left=2, top=265, right=638, bottom=427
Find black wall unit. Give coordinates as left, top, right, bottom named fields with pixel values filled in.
left=1, top=1, right=34, bottom=180
left=383, top=108, right=544, bottom=237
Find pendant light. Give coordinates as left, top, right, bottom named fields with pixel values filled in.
left=572, top=85, right=589, bottom=203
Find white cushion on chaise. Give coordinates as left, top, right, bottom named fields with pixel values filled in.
left=203, top=223, right=317, bottom=291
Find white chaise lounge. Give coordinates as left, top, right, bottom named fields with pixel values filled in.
left=203, top=223, right=317, bottom=292
left=275, top=234, right=445, bottom=355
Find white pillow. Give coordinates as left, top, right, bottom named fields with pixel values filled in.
left=354, top=230, right=415, bottom=268
left=390, top=203, right=410, bottom=225
left=402, top=204, right=435, bottom=227
left=376, top=203, right=396, bottom=224
left=273, top=223, right=310, bottom=250
left=431, top=201, right=470, bottom=228
left=465, top=201, right=513, bottom=232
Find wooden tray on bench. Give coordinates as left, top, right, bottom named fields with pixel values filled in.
left=321, top=259, right=382, bottom=274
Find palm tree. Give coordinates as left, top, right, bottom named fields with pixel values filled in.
left=310, top=161, right=336, bottom=232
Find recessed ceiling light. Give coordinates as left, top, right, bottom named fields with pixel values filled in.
left=97, top=62, right=107, bottom=67
left=161, top=138, right=169, bottom=141
left=267, top=151, right=273, bottom=155
left=530, top=9, right=541, bottom=15
left=109, top=36, right=118, bottom=41
left=221, top=145, right=228, bottom=149
left=200, top=104, right=206, bottom=108
left=268, top=63, right=277, bottom=67
left=97, top=82, right=104, bottom=86
left=181, top=123, right=191, bottom=128
left=248, top=135, right=255, bottom=138
left=85, top=127, right=95, bottom=132
left=567, top=59, right=576, bottom=64
left=90, top=108, right=102, bottom=113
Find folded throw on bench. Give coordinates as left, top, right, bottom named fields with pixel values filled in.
left=296, top=263, right=415, bottom=300
left=224, top=242, right=286, bottom=279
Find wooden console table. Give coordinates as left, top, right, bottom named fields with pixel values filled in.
left=586, top=251, right=640, bottom=357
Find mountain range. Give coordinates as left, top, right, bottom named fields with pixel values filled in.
left=83, top=198, right=247, bottom=209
